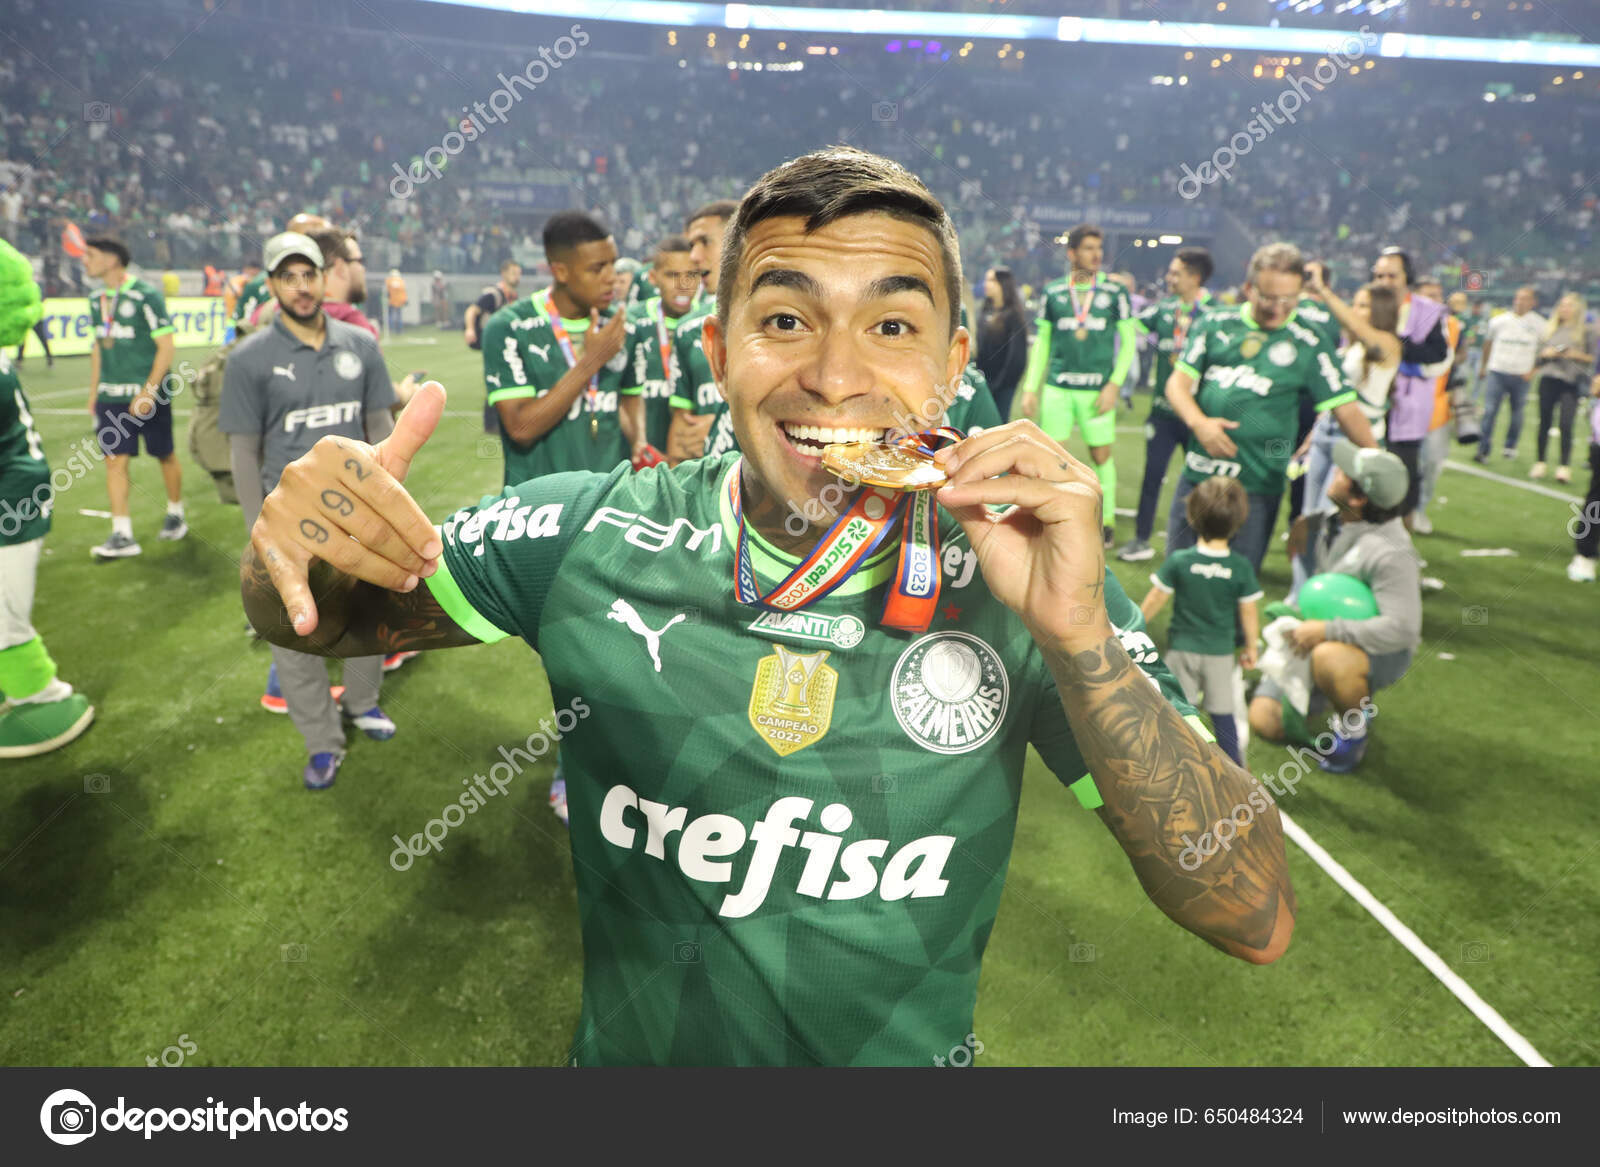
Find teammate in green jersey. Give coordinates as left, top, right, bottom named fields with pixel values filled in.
left=480, top=211, right=629, bottom=487
left=1120, top=247, right=1216, bottom=563
left=83, top=237, right=187, bottom=559
left=0, top=238, right=95, bottom=757
left=1163, top=241, right=1376, bottom=571
left=668, top=200, right=739, bottom=464
left=241, top=147, right=1296, bottom=1065
left=1018, top=225, right=1137, bottom=550
left=619, top=236, right=699, bottom=457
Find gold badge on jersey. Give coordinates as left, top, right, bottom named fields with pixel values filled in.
left=1240, top=331, right=1266, bottom=359
left=748, top=644, right=837, bottom=756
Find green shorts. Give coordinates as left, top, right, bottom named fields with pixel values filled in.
left=1041, top=386, right=1116, bottom=448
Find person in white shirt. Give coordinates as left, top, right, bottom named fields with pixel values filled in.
left=1475, top=286, right=1546, bottom=463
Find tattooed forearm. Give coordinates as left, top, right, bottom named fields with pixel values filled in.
left=1048, top=634, right=1296, bottom=963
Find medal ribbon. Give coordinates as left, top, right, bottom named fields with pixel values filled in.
left=544, top=289, right=598, bottom=419
left=728, top=427, right=964, bottom=633
left=1068, top=273, right=1096, bottom=332
left=654, top=301, right=673, bottom=382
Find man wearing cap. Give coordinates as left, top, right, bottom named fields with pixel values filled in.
left=220, top=232, right=401, bottom=789
left=1248, top=440, right=1421, bottom=773
left=82, top=236, right=186, bottom=559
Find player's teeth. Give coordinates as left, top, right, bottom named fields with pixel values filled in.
left=784, top=423, right=887, bottom=445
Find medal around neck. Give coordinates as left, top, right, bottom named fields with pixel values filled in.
left=820, top=427, right=963, bottom=492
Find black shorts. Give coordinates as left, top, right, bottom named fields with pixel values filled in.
left=95, top=399, right=174, bottom=458
left=1387, top=437, right=1422, bottom=514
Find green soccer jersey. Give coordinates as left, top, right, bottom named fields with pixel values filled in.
left=674, top=297, right=738, bottom=459
left=425, top=454, right=1205, bottom=1066
left=1293, top=297, right=1341, bottom=351
left=88, top=276, right=173, bottom=403
left=1150, top=546, right=1263, bottom=655
left=481, top=289, right=629, bottom=486
left=1036, top=273, right=1132, bottom=389
left=1175, top=304, right=1355, bottom=497
left=0, top=355, right=51, bottom=546
left=950, top=364, right=1003, bottom=434
left=620, top=299, right=682, bottom=453
left=232, top=272, right=272, bottom=325
left=1134, top=291, right=1214, bottom=417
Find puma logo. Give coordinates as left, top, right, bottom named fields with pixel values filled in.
left=606, top=598, right=686, bottom=673
left=272, top=364, right=296, bottom=381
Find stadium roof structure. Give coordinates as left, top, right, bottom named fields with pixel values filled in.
left=424, top=0, right=1600, bottom=68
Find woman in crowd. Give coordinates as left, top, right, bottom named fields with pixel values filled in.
left=1289, top=267, right=1401, bottom=602
left=975, top=265, right=1029, bottom=422
left=1531, top=292, right=1590, bottom=484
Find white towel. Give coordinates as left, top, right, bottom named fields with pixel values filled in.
left=1259, top=615, right=1313, bottom=716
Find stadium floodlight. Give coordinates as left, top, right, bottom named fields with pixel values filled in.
left=1159, top=234, right=1184, bottom=244
left=415, top=1, right=1600, bottom=68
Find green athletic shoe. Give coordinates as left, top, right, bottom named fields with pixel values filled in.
left=0, top=694, right=96, bottom=758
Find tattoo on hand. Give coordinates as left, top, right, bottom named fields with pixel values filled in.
left=343, top=457, right=367, bottom=481
left=320, top=489, right=354, bottom=517
left=299, top=518, right=329, bottom=543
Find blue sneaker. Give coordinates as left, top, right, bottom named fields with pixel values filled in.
left=344, top=706, right=396, bottom=741
left=304, top=751, right=343, bottom=790
left=549, top=772, right=569, bottom=827
left=1318, top=731, right=1369, bottom=773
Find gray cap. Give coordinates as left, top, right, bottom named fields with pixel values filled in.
left=263, top=231, right=323, bottom=275
left=1333, top=439, right=1409, bottom=509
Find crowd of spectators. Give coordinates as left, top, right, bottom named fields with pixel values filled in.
left=2, top=0, right=1596, bottom=304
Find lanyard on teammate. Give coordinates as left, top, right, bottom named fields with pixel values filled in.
left=727, top=428, right=963, bottom=634
left=1171, top=290, right=1209, bottom=353
left=1068, top=273, right=1096, bottom=342
left=543, top=289, right=599, bottom=439
left=97, top=284, right=124, bottom=344
left=653, top=301, right=673, bottom=383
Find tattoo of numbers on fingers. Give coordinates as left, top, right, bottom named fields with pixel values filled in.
left=320, top=488, right=355, bottom=517
left=299, top=518, right=329, bottom=544
left=343, top=456, right=367, bottom=481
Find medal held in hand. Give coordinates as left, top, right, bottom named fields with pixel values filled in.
left=821, top=434, right=952, bottom=491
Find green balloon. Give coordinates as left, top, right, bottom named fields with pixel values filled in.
left=1298, top=573, right=1378, bottom=621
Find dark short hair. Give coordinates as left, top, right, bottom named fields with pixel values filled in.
left=85, top=237, right=130, bottom=268
left=1066, top=224, right=1102, bottom=252
left=1185, top=476, right=1250, bottom=542
left=542, top=211, right=609, bottom=261
left=686, top=199, right=739, bottom=232
left=1175, top=246, right=1214, bottom=285
left=655, top=234, right=692, bottom=258
left=717, top=146, right=962, bottom=336
left=499, top=258, right=521, bottom=275
left=308, top=228, right=350, bottom=266
left=1377, top=246, right=1414, bottom=286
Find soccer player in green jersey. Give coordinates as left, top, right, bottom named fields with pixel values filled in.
left=1018, top=225, right=1137, bottom=550
left=1163, top=242, right=1376, bottom=571
left=619, top=235, right=699, bottom=457
left=667, top=199, right=739, bottom=464
left=0, top=239, right=95, bottom=756
left=82, top=237, right=186, bottom=559
left=241, top=147, right=1296, bottom=1066
left=480, top=211, right=629, bottom=487
left=1119, top=247, right=1215, bottom=563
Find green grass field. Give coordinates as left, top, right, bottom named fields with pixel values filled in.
left=2, top=331, right=1595, bottom=1066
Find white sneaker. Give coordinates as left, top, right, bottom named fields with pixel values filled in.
left=1411, top=511, right=1433, bottom=535
left=1530, top=461, right=1547, bottom=479
left=1568, top=555, right=1597, bottom=583
left=90, top=531, right=141, bottom=559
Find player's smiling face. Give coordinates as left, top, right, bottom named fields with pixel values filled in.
left=702, top=211, right=968, bottom=540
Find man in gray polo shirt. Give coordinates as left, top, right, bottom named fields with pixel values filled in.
left=221, top=232, right=399, bottom=789
left=1248, top=440, right=1421, bottom=775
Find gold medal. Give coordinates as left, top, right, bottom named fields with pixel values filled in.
left=590, top=412, right=598, bottom=440
left=821, top=441, right=948, bottom=491
left=1075, top=327, right=1088, bottom=342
